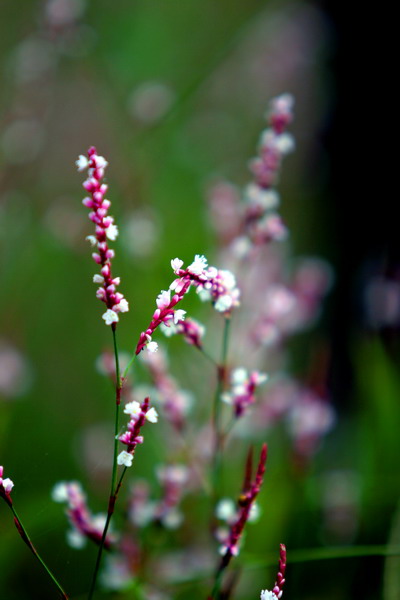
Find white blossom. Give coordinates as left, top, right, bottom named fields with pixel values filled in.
left=76, top=155, right=89, bottom=171
left=171, top=258, right=184, bottom=272
left=51, top=482, right=69, bottom=503
left=106, top=223, right=119, bottom=241
left=1, top=478, right=14, bottom=493
left=145, top=407, right=158, bottom=423
left=187, top=254, right=208, bottom=275
left=114, top=299, right=129, bottom=313
left=147, top=341, right=158, bottom=353
left=260, top=591, right=278, bottom=600
left=86, top=235, right=97, bottom=246
left=93, top=274, right=104, bottom=284
left=117, top=451, right=133, bottom=467
left=173, top=309, right=186, bottom=324
left=124, top=401, right=141, bottom=417
left=102, top=309, right=119, bottom=325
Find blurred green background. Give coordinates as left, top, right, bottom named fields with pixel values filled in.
left=1, top=1, right=399, bottom=599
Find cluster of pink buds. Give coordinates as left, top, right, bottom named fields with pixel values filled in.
left=0, top=466, right=14, bottom=505
left=218, top=444, right=267, bottom=565
left=117, top=397, right=158, bottom=467
left=161, top=316, right=205, bottom=350
left=260, top=544, right=287, bottom=599
left=224, top=94, right=294, bottom=257
left=52, top=481, right=114, bottom=549
left=76, top=146, right=129, bottom=326
left=135, top=255, right=210, bottom=354
left=141, top=347, right=193, bottom=430
left=222, top=368, right=268, bottom=417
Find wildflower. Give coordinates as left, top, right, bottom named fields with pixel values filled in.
left=118, top=397, right=158, bottom=465
left=52, top=481, right=114, bottom=549
left=160, top=317, right=205, bottom=349
left=77, top=146, right=129, bottom=325
left=218, top=444, right=267, bottom=565
left=260, top=592, right=278, bottom=600
left=197, top=267, right=241, bottom=316
left=222, top=368, right=268, bottom=417
left=135, top=255, right=209, bottom=354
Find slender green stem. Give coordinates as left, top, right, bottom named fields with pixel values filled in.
left=122, top=351, right=137, bottom=380
left=9, top=504, right=69, bottom=599
left=198, top=345, right=218, bottom=366
left=88, top=325, right=122, bottom=600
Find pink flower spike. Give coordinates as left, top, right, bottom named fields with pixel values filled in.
left=77, top=147, right=129, bottom=325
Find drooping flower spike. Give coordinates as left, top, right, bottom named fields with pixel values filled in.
left=52, top=481, right=115, bottom=550
left=77, top=147, right=129, bottom=325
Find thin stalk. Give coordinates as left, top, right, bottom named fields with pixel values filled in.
left=211, top=317, right=231, bottom=504
left=88, top=324, right=122, bottom=600
left=10, top=504, right=69, bottom=599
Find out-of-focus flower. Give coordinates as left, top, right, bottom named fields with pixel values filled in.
left=0, top=340, right=32, bottom=399
left=222, top=368, right=268, bottom=417
left=118, top=397, right=158, bottom=466
left=52, top=481, right=114, bottom=549
left=1, top=119, right=44, bottom=165
left=127, top=81, right=175, bottom=124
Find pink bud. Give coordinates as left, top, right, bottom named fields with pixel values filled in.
left=93, top=191, right=103, bottom=203
left=82, top=197, right=93, bottom=208
left=92, top=253, right=101, bottom=264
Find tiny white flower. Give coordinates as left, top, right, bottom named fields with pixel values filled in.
left=51, top=482, right=69, bottom=503
left=2, top=478, right=14, bottom=493
left=76, top=155, right=89, bottom=171
left=93, top=274, right=104, bottom=284
left=156, top=289, right=171, bottom=309
left=171, top=258, right=184, bottom=272
left=215, top=498, right=236, bottom=521
left=173, top=309, right=186, bottom=324
left=147, top=341, right=158, bottom=353
left=260, top=590, right=278, bottom=600
left=187, top=254, right=208, bottom=275
left=95, top=155, right=108, bottom=169
left=231, top=368, right=248, bottom=384
left=145, top=407, right=158, bottom=423
left=124, top=401, right=141, bottom=417
left=86, top=235, right=97, bottom=246
left=160, top=322, right=178, bottom=337
left=114, top=298, right=129, bottom=313
left=106, top=223, right=119, bottom=241
left=102, top=309, right=119, bottom=325
left=275, top=132, right=295, bottom=154
left=196, top=287, right=212, bottom=302
left=254, top=372, right=269, bottom=385
left=67, top=529, right=86, bottom=549
left=214, top=295, right=233, bottom=313
left=248, top=502, right=261, bottom=522
left=117, top=451, right=133, bottom=467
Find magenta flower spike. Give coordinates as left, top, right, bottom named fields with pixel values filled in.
left=77, top=147, right=129, bottom=326
left=260, top=543, right=287, bottom=599
left=135, top=256, right=209, bottom=354
left=219, top=444, right=268, bottom=566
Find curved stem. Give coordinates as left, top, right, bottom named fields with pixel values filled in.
left=88, top=325, right=122, bottom=600
left=9, top=504, right=69, bottom=599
